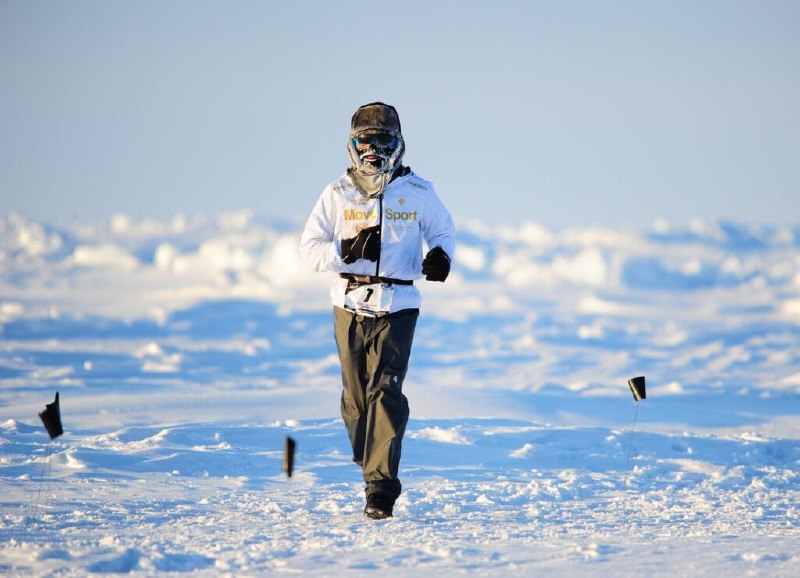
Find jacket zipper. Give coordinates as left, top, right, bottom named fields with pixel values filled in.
left=375, top=193, right=383, bottom=277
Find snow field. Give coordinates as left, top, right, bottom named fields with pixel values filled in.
left=1, top=419, right=798, bottom=576
left=2, top=212, right=799, bottom=576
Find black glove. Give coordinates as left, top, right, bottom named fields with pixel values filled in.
left=341, top=225, right=380, bottom=264
left=422, top=246, right=451, bottom=282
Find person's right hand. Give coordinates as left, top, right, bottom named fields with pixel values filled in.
left=341, top=225, right=381, bottom=264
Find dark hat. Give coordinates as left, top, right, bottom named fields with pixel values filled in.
left=351, top=102, right=401, bottom=134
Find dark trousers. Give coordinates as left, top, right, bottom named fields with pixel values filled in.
left=333, top=306, right=419, bottom=501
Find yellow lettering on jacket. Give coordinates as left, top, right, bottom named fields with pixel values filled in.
left=344, top=208, right=377, bottom=221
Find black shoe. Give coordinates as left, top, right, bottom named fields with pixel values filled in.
left=364, top=493, right=394, bottom=520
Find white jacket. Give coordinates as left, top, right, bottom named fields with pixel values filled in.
left=300, top=169, right=456, bottom=312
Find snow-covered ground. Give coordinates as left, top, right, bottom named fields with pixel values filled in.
left=1, top=211, right=799, bottom=576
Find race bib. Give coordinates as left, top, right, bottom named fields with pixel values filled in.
left=344, top=282, right=394, bottom=317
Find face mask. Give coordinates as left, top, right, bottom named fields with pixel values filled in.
left=346, top=132, right=405, bottom=197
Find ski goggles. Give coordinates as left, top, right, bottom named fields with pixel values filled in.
left=353, top=133, right=398, bottom=151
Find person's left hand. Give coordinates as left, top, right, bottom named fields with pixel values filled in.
left=422, top=246, right=451, bottom=282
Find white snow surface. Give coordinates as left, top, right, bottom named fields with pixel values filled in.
left=1, top=211, right=799, bottom=576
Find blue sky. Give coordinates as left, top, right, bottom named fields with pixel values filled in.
left=1, top=1, right=798, bottom=228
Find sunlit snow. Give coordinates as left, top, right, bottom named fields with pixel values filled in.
left=1, top=212, right=799, bottom=576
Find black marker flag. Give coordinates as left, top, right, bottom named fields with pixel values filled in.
left=39, top=392, right=63, bottom=439
left=628, top=376, right=646, bottom=401
left=284, top=436, right=296, bottom=478
left=625, top=376, right=646, bottom=473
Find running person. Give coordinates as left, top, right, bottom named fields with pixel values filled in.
left=299, top=102, right=455, bottom=519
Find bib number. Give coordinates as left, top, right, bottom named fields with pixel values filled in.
left=344, top=282, right=394, bottom=317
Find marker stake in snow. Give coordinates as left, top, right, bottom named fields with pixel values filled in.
left=33, top=392, right=64, bottom=520
left=284, top=436, right=296, bottom=478
left=625, top=377, right=646, bottom=474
